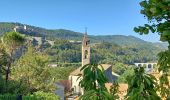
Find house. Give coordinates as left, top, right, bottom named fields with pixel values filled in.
left=68, top=30, right=118, bottom=95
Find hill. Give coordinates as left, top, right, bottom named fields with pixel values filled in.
left=0, top=22, right=166, bottom=66
left=0, top=22, right=167, bottom=50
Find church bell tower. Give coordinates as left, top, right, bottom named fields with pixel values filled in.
left=82, top=29, right=90, bottom=67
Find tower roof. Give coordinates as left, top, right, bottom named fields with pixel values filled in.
left=82, top=28, right=90, bottom=46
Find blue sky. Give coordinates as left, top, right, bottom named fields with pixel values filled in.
left=0, top=0, right=160, bottom=42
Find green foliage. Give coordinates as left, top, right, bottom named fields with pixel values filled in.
left=0, top=22, right=15, bottom=36
left=47, top=39, right=81, bottom=63
left=0, top=79, right=22, bottom=94
left=1, top=31, right=26, bottom=93
left=112, top=63, right=135, bottom=84
left=126, top=67, right=160, bottom=100
left=118, top=66, right=134, bottom=83
left=27, top=91, right=60, bottom=100
left=0, top=92, right=60, bottom=100
left=2, top=31, right=25, bottom=53
left=92, top=43, right=160, bottom=65
left=135, top=0, right=170, bottom=99
left=0, top=23, right=164, bottom=68
left=112, top=63, right=128, bottom=74
left=0, top=22, right=167, bottom=99
left=79, top=89, right=112, bottom=100
left=134, top=0, right=170, bottom=36
left=110, top=81, right=119, bottom=99
left=0, top=43, right=9, bottom=73
left=134, top=0, right=170, bottom=42
left=79, top=64, right=108, bottom=91
left=79, top=64, right=113, bottom=100
left=0, top=70, right=24, bottom=94
left=49, top=67, right=76, bottom=82
left=157, top=49, right=170, bottom=98
left=11, top=46, right=55, bottom=94
left=0, top=75, right=6, bottom=93
left=0, top=22, right=167, bottom=47
left=0, top=94, right=17, bottom=100
left=54, top=39, right=70, bottom=45
left=45, top=39, right=162, bottom=67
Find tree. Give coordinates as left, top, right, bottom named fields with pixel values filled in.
left=126, top=67, right=160, bottom=100
left=0, top=44, right=7, bottom=93
left=157, top=50, right=170, bottom=98
left=49, top=67, right=76, bottom=82
left=79, top=64, right=113, bottom=100
left=118, top=66, right=134, bottom=83
left=0, top=43, right=9, bottom=74
left=2, top=31, right=25, bottom=84
left=112, top=62, right=128, bottom=75
left=11, top=46, right=55, bottom=94
left=134, top=0, right=170, bottom=98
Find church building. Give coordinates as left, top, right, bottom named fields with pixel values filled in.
left=68, top=30, right=118, bottom=95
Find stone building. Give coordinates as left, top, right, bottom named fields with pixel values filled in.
left=68, top=31, right=118, bottom=95
left=134, top=63, right=157, bottom=73
left=81, top=31, right=90, bottom=67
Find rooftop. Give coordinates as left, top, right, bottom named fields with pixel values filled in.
left=70, top=64, right=112, bottom=76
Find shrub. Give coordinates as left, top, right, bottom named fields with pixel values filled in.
left=0, top=94, right=16, bottom=100
left=0, top=92, right=60, bottom=100
left=30, top=91, right=60, bottom=100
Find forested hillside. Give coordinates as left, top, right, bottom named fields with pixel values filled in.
left=47, top=39, right=162, bottom=64
left=0, top=22, right=167, bottom=47
left=0, top=22, right=166, bottom=99
left=0, top=22, right=165, bottom=66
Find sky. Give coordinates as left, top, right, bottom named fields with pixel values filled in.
left=0, top=0, right=160, bottom=42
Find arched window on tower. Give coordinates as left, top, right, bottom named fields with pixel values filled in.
left=85, top=41, right=88, bottom=46
left=84, top=50, right=88, bottom=59
left=85, top=40, right=90, bottom=46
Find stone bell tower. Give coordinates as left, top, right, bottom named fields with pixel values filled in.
left=82, top=28, right=90, bottom=67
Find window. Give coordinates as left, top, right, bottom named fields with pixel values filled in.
left=148, top=64, right=152, bottom=69
left=85, top=40, right=90, bottom=46
left=84, top=50, right=88, bottom=59
left=138, top=64, right=142, bottom=67
left=85, top=41, right=88, bottom=45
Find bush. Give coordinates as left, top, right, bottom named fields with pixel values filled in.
left=0, top=94, right=16, bottom=100
left=29, top=91, right=60, bottom=100
left=0, top=92, right=60, bottom=100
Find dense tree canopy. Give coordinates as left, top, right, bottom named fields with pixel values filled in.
left=1, top=31, right=25, bottom=92
left=134, top=0, right=170, bottom=98
left=11, top=46, right=55, bottom=94
left=126, top=67, right=160, bottom=100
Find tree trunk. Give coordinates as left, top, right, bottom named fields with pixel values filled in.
left=5, top=62, right=10, bottom=92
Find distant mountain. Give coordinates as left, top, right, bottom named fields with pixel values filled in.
left=93, top=35, right=148, bottom=46
left=0, top=22, right=167, bottom=50
left=152, top=42, right=168, bottom=50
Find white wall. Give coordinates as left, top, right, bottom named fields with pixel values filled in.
left=69, top=75, right=83, bottom=94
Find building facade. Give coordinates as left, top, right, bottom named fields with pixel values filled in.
left=69, top=31, right=118, bottom=96
left=134, top=63, right=157, bottom=73
left=81, top=31, right=90, bottom=67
